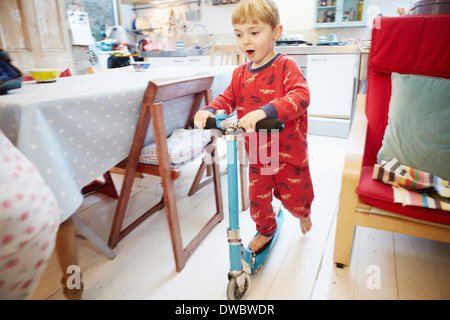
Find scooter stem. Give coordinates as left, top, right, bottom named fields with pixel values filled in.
left=226, top=131, right=243, bottom=274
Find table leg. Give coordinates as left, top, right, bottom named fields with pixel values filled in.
left=55, top=218, right=84, bottom=300
left=72, top=215, right=116, bottom=260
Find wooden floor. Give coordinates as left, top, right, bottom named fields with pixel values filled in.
left=33, top=135, right=450, bottom=300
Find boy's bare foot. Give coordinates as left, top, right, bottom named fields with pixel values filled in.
left=300, top=217, right=312, bottom=234
left=249, top=233, right=273, bottom=253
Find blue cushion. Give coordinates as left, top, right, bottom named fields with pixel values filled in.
left=377, top=73, right=450, bottom=180
left=139, top=129, right=212, bottom=167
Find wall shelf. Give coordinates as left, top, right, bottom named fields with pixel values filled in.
left=314, top=0, right=367, bottom=28
left=212, top=0, right=239, bottom=6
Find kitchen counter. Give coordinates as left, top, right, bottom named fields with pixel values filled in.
left=139, top=45, right=364, bottom=58
left=276, top=45, right=361, bottom=55
left=140, top=48, right=210, bottom=58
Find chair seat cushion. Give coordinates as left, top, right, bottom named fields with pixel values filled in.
left=139, top=129, right=212, bottom=167
left=356, top=166, right=450, bottom=225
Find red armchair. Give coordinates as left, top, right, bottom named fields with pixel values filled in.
left=333, top=15, right=450, bottom=268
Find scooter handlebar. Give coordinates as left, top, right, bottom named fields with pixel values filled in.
left=255, top=119, right=284, bottom=133
left=190, top=117, right=284, bottom=133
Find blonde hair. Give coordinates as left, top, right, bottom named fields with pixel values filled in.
left=232, top=0, right=280, bottom=29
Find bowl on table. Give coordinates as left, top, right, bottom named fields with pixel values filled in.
left=131, top=62, right=151, bottom=72
left=30, top=69, right=62, bottom=83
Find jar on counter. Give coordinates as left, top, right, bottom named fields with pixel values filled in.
left=357, top=1, right=364, bottom=21
left=326, top=10, right=335, bottom=22
left=348, top=7, right=356, bottom=21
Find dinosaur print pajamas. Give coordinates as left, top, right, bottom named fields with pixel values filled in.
left=205, top=53, right=314, bottom=236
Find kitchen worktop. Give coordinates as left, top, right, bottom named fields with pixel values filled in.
left=140, top=48, right=210, bottom=58
left=276, top=45, right=361, bottom=55
left=139, top=45, right=363, bottom=58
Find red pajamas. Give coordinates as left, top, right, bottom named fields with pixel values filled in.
left=248, top=162, right=314, bottom=236
left=204, top=53, right=314, bottom=235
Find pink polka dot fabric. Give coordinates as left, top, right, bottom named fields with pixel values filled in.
left=0, top=130, right=60, bottom=299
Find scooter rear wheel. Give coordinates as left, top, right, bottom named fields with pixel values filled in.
left=226, top=273, right=250, bottom=300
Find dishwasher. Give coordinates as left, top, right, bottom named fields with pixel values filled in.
left=290, top=53, right=357, bottom=138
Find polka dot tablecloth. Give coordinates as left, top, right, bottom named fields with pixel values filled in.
left=0, top=66, right=235, bottom=221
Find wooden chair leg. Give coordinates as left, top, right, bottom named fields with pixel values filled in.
left=108, top=158, right=138, bottom=248
left=333, top=190, right=359, bottom=268
left=81, top=171, right=119, bottom=199
left=161, top=179, right=186, bottom=272
left=55, top=218, right=83, bottom=300
left=188, top=160, right=208, bottom=196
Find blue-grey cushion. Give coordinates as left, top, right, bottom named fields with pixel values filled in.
left=377, top=73, right=450, bottom=180
left=139, top=129, right=212, bottom=167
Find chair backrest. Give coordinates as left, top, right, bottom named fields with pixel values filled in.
left=363, top=15, right=450, bottom=167
left=133, top=73, right=214, bottom=148
left=210, top=45, right=246, bottom=66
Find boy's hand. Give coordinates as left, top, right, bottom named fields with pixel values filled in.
left=239, top=109, right=267, bottom=132
left=194, top=110, right=215, bottom=129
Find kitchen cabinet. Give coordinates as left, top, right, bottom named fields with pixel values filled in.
left=307, top=54, right=358, bottom=118
left=314, top=0, right=367, bottom=28
left=186, top=55, right=210, bottom=66
left=144, top=55, right=210, bottom=67
left=278, top=46, right=361, bottom=138
left=290, top=55, right=307, bottom=78
left=144, top=57, right=187, bottom=67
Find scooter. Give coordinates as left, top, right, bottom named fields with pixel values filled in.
left=194, top=112, right=284, bottom=300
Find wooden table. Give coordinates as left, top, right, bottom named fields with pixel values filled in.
left=0, top=65, right=236, bottom=299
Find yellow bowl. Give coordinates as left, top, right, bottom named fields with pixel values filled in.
left=30, top=69, right=62, bottom=83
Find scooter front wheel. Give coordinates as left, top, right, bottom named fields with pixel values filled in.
left=226, top=273, right=251, bottom=300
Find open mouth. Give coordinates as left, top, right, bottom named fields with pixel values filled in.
left=246, top=50, right=255, bottom=57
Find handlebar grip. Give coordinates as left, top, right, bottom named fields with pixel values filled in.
left=189, top=117, right=218, bottom=129
left=255, top=119, right=284, bottom=133
left=204, top=117, right=219, bottom=129
left=190, top=117, right=284, bottom=133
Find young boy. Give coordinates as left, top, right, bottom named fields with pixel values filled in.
left=194, top=0, right=314, bottom=252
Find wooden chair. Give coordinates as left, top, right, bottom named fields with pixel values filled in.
left=210, top=45, right=249, bottom=211
left=210, top=45, right=246, bottom=66
left=108, top=74, right=224, bottom=272
left=333, top=15, right=450, bottom=268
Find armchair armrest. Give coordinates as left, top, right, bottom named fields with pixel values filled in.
left=334, top=94, right=368, bottom=266
left=343, top=94, right=368, bottom=185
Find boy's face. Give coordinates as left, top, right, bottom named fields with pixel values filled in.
left=233, top=21, right=282, bottom=69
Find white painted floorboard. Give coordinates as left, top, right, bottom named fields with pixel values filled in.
left=33, top=135, right=450, bottom=300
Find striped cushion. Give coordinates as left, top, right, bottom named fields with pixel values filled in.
left=356, top=166, right=450, bottom=225
left=139, top=129, right=212, bottom=167
left=373, top=158, right=449, bottom=211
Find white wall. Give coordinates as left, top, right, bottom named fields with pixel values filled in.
left=118, top=0, right=416, bottom=45
left=196, top=0, right=412, bottom=33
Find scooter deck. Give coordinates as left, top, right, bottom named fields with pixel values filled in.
left=242, top=210, right=284, bottom=274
